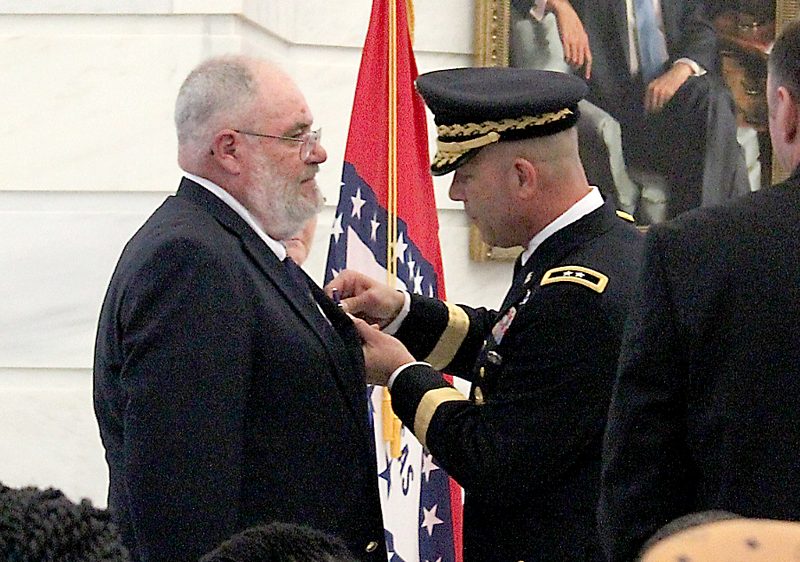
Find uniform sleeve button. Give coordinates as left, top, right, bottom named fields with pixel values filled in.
left=366, top=541, right=379, bottom=553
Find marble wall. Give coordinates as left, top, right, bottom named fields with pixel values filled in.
left=0, top=1, right=513, bottom=506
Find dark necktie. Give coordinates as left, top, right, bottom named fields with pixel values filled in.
left=284, top=257, right=317, bottom=308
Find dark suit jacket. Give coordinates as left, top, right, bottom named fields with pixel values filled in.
left=388, top=200, right=643, bottom=562
left=599, top=169, right=800, bottom=562
left=94, top=178, right=386, bottom=562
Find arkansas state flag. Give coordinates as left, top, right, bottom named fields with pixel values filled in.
left=324, top=1, right=463, bottom=561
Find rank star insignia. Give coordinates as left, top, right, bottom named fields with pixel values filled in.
left=540, top=265, right=609, bottom=293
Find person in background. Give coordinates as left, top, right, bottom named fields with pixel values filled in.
left=327, top=67, right=643, bottom=562
left=283, top=215, right=318, bottom=266
left=598, top=19, right=800, bottom=562
left=0, top=483, right=130, bottom=562
left=200, top=522, right=358, bottom=562
left=93, top=55, right=385, bottom=562
left=512, top=0, right=750, bottom=221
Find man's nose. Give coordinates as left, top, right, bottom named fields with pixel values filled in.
left=448, top=179, right=465, bottom=201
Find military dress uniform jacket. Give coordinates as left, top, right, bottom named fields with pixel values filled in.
left=93, top=178, right=386, bottom=562
left=599, top=170, right=800, bottom=562
left=389, top=199, right=643, bottom=562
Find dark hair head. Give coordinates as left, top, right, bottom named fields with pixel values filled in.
left=199, top=522, right=359, bottom=562
left=0, top=484, right=130, bottom=562
left=637, top=510, right=743, bottom=560
left=769, top=19, right=800, bottom=101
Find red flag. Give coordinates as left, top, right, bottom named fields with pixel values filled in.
left=325, top=1, right=463, bottom=560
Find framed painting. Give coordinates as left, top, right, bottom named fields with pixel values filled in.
left=469, top=0, right=798, bottom=260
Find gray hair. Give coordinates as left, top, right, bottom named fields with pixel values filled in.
left=174, top=55, right=261, bottom=150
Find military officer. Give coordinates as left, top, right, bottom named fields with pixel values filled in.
left=326, top=67, right=644, bottom=562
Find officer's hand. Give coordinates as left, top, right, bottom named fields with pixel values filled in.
left=351, top=317, right=415, bottom=386
left=325, top=270, right=405, bottom=328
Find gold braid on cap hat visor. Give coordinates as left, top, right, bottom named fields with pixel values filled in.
left=435, top=108, right=574, bottom=164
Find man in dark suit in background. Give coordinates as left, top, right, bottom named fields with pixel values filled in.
left=514, top=0, right=751, bottom=220
left=598, top=20, right=800, bottom=562
left=328, top=67, right=643, bottom=562
left=93, top=55, right=386, bottom=562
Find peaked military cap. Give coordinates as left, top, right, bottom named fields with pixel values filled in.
left=415, top=67, right=588, bottom=175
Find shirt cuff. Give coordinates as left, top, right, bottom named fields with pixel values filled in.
left=383, top=290, right=410, bottom=335
left=531, top=0, right=547, bottom=21
left=674, top=58, right=705, bottom=76
left=387, top=361, right=432, bottom=390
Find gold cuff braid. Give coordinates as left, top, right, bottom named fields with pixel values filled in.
left=424, top=302, right=470, bottom=370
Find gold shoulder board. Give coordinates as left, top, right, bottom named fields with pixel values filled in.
left=540, top=265, right=608, bottom=293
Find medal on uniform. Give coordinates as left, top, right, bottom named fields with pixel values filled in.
left=491, top=306, right=516, bottom=344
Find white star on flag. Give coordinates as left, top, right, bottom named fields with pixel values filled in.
left=421, top=452, right=440, bottom=482
left=331, top=214, right=344, bottom=243
left=351, top=188, right=366, bottom=219
left=394, top=233, right=408, bottom=263
left=421, top=504, right=444, bottom=536
left=413, top=267, right=424, bottom=294
left=370, top=214, right=380, bottom=241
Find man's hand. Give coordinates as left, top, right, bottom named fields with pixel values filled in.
left=351, top=317, right=416, bottom=386
left=324, top=270, right=405, bottom=328
left=548, top=0, right=592, bottom=79
left=644, top=62, right=692, bottom=112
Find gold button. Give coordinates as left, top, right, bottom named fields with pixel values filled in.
left=365, top=541, right=379, bottom=553
left=479, top=366, right=485, bottom=378
left=474, top=386, right=484, bottom=405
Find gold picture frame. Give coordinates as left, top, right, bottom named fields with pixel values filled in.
left=469, top=0, right=798, bottom=261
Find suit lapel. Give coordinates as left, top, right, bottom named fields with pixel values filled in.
left=175, top=178, right=368, bottom=421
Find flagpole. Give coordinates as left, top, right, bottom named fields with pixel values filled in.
left=325, top=0, right=463, bottom=556
left=382, top=0, right=405, bottom=459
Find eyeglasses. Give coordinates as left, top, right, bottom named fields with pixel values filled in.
left=234, top=128, right=322, bottom=162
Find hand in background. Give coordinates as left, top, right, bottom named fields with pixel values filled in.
left=351, top=317, right=415, bottom=386
left=644, top=62, right=692, bottom=112
left=324, top=270, right=405, bottom=328
left=548, top=0, right=592, bottom=79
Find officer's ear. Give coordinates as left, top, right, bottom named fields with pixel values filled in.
left=512, top=157, right=539, bottom=200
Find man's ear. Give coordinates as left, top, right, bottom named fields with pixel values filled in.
left=784, top=88, right=799, bottom=145
left=210, top=129, right=243, bottom=175
left=774, top=86, right=800, bottom=145
left=512, top=157, right=539, bottom=200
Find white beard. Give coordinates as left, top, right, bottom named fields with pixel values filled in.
left=247, top=152, right=324, bottom=240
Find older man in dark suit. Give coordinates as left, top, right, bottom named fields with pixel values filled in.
left=599, top=20, right=800, bottom=562
left=93, top=55, right=386, bottom=562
